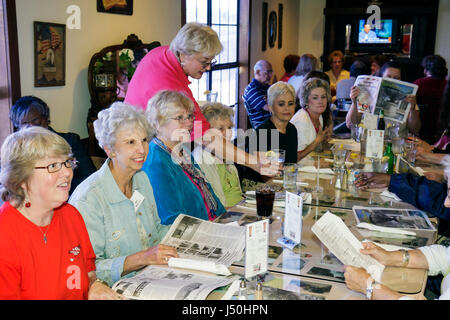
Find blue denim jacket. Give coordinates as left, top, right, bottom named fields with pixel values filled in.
left=69, top=159, right=169, bottom=286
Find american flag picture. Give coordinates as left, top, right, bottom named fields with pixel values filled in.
left=34, top=21, right=66, bottom=87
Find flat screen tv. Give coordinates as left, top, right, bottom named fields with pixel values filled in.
left=350, top=18, right=401, bottom=53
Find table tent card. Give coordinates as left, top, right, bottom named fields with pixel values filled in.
left=366, top=129, right=384, bottom=159
left=244, top=219, right=269, bottom=279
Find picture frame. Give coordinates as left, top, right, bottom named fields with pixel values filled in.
left=34, top=21, right=66, bottom=87
left=97, top=0, right=133, bottom=16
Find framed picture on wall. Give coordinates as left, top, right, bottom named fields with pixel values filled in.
left=97, top=0, right=133, bottom=16
left=34, top=21, right=66, bottom=87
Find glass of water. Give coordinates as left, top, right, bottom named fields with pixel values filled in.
left=283, top=163, right=298, bottom=192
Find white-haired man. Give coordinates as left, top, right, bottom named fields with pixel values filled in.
left=243, top=60, right=273, bottom=128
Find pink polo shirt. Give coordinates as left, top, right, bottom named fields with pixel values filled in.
left=125, top=46, right=210, bottom=139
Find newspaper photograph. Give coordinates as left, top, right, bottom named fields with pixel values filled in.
left=352, top=206, right=435, bottom=231
left=355, top=75, right=418, bottom=123
left=161, top=214, right=246, bottom=266
left=112, top=266, right=236, bottom=300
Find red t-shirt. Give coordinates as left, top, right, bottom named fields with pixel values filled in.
left=0, top=202, right=96, bottom=300
left=125, top=45, right=211, bottom=140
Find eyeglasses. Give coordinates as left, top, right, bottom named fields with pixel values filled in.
left=34, top=158, right=78, bottom=173
left=263, top=70, right=274, bottom=75
left=169, top=113, right=195, bottom=123
left=196, top=57, right=217, bottom=69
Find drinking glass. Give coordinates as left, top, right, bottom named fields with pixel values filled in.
left=267, top=149, right=286, bottom=165
left=283, top=163, right=298, bottom=192
left=392, top=137, right=404, bottom=155
left=255, top=184, right=276, bottom=219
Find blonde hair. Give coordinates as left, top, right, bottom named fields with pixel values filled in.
left=267, top=81, right=296, bottom=107
left=0, top=126, right=72, bottom=206
left=328, top=50, right=345, bottom=65
left=170, top=23, right=223, bottom=58
left=299, top=77, right=332, bottom=108
left=146, top=90, right=194, bottom=132
left=94, top=101, right=153, bottom=151
left=201, top=102, right=234, bottom=123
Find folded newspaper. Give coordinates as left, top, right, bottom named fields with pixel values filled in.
left=354, top=75, right=418, bottom=123
left=311, top=211, right=385, bottom=282
left=159, top=214, right=246, bottom=276
left=112, top=266, right=237, bottom=300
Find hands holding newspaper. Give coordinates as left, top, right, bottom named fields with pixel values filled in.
left=143, top=244, right=179, bottom=265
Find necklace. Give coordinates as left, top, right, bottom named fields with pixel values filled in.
left=38, top=225, right=51, bottom=244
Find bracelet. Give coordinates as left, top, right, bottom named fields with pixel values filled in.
left=400, top=249, right=410, bottom=267
left=366, top=277, right=376, bottom=300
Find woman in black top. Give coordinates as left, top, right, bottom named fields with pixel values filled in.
left=252, top=81, right=298, bottom=163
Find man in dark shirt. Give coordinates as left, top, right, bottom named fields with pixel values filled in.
left=243, top=60, right=273, bottom=128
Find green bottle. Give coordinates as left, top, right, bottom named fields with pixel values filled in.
left=384, top=142, right=395, bottom=174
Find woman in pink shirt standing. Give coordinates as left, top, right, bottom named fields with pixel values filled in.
left=125, top=23, right=278, bottom=177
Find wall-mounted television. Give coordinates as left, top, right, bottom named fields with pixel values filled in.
left=350, top=18, right=401, bottom=53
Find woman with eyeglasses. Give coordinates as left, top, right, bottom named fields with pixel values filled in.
left=125, top=22, right=279, bottom=179
left=143, top=90, right=226, bottom=225
left=0, top=126, right=118, bottom=300
left=69, top=102, right=178, bottom=288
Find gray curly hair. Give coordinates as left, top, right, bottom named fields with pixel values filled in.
left=201, top=102, right=234, bottom=122
left=170, top=22, right=223, bottom=58
left=146, top=90, right=194, bottom=133
left=93, top=102, right=153, bottom=152
left=298, top=77, right=331, bottom=108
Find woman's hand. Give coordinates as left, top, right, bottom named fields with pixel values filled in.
left=143, top=244, right=179, bottom=265
left=88, top=280, right=128, bottom=300
left=405, top=95, right=417, bottom=106
left=350, top=86, right=360, bottom=104
left=423, top=171, right=445, bottom=183
left=344, top=266, right=372, bottom=294
left=355, top=172, right=391, bottom=190
left=315, top=125, right=330, bottom=145
left=359, top=242, right=395, bottom=266
left=406, top=136, right=433, bottom=152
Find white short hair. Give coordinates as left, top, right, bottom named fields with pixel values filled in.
left=267, top=81, right=296, bottom=107
left=93, top=102, right=153, bottom=151
left=170, top=23, right=223, bottom=58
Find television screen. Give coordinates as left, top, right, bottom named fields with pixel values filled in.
left=358, top=19, right=393, bottom=44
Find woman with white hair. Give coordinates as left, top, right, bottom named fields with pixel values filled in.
left=143, top=90, right=226, bottom=225
left=125, top=22, right=279, bottom=178
left=193, top=102, right=243, bottom=208
left=290, top=78, right=333, bottom=160
left=344, top=157, right=450, bottom=300
left=69, top=102, right=178, bottom=287
left=0, top=127, right=117, bottom=299
left=250, top=81, right=299, bottom=163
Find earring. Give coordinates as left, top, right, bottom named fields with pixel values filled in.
left=24, top=195, right=31, bottom=208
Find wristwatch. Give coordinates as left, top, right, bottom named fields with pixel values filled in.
left=366, top=277, right=376, bottom=300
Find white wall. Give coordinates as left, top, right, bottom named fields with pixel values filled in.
left=250, top=0, right=300, bottom=81
left=16, top=0, right=181, bottom=138
left=436, top=0, right=450, bottom=74
left=297, top=0, right=326, bottom=70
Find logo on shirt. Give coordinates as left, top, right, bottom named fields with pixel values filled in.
left=68, top=245, right=81, bottom=262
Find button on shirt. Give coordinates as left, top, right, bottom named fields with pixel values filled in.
left=69, top=159, right=169, bottom=286
left=243, top=79, right=271, bottom=128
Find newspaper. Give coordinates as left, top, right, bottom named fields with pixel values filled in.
left=352, top=206, right=436, bottom=232
left=161, top=214, right=246, bottom=270
left=311, top=211, right=385, bottom=282
left=112, top=266, right=236, bottom=300
left=355, top=75, right=418, bottom=123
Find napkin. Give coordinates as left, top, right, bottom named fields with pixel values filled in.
left=168, top=258, right=232, bottom=276
left=380, top=190, right=402, bottom=201
left=298, top=166, right=334, bottom=175
left=356, top=222, right=416, bottom=236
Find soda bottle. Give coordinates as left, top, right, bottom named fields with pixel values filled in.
left=378, top=110, right=386, bottom=131
left=384, top=142, right=395, bottom=174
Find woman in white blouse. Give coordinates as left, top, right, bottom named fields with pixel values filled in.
left=344, top=155, right=450, bottom=300
left=290, top=77, right=333, bottom=161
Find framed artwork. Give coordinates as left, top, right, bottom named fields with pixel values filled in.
left=34, top=21, right=66, bottom=87
left=268, top=11, right=277, bottom=48
left=262, top=2, right=268, bottom=51
left=278, top=4, right=283, bottom=49
left=97, top=0, right=133, bottom=16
